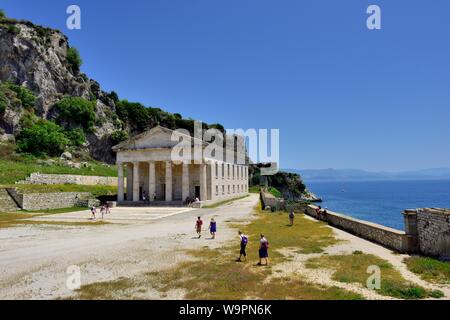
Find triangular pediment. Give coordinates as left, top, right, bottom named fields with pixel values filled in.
left=112, top=126, right=206, bottom=151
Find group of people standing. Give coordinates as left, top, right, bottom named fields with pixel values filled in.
left=90, top=203, right=111, bottom=220
left=195, top=216, right=270, bottom=266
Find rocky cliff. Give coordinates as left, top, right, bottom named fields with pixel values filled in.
left=0, top=13, right=226, bottom=163
left=0, top=16, right=120, bottom=162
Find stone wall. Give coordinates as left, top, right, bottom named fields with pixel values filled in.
left=18, top=192, right=92, bottom=211
left=404, top=208, right=450, bottom=260
left=18, top=173, right=121, bottom=186
left=305, top=205, right=408, bottom=252
left=260, top=191, right=285, bottom=210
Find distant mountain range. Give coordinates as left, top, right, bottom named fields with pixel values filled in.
left=286, top=168, right=450, bottom=182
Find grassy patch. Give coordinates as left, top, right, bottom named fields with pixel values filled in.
left=249, top=186, right=261, bottom=193
left=75, top=247, right=363, bottom=300
left=268, top=187, right=282, bottom=198
left=1, top=184, right=117, bottom=198
left=0, top=158, right=117, bottom=185
left=202, top=195, right=249, bottom=209
left=24, top=207, right=87, bottom=214
left=74, top=205, right=355, bottom=300
left=305, top=253, right=443, bottom=299
left=0, top=210, right=106, bottom=228
left=404, top=256, right=450, bottom=284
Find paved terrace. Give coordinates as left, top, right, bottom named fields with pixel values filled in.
left=30, top=207, right=195, bottom=224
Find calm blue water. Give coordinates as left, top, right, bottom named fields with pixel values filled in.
left=307, top=180, right=450, bottom=230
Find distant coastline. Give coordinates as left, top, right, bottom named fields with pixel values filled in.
left=306, top=179, right=450, bottom=230
left=286, top=168, right=450, bottom=183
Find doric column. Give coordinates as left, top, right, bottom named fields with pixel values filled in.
left=127, top=163, right=133, bottom=201
left=117, top=163, right=124, bottom=202
left=165, top=161, right=173, bottom=201
left=149, top=161, right=156, bottom=202
left=182, top=162, right=189, bottom=201
left=133, top=161, right=140, bottom=202
left=200, top=163, right=207, bottom=201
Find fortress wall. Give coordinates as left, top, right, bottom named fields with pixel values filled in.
left=305, top=205, right=408, bottom=252
left=20, top=192, right=92, bottom=211
left=18, top=173, right=121, bottom=186
left=413, top=208, right=450, bottom=259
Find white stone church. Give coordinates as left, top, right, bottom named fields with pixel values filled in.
left=112, top=126, right=249, bottom=206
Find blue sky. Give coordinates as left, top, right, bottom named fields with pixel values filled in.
left=2, top=0, right=450, bottom=171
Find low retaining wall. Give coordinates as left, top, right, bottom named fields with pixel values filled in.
left=18, top=173, right=121, bottom=186
left=305, top=205, right=409, bottom=253
left=7, top=190, right=93, bottom=211
left=260, top=191, right=284, bottom=210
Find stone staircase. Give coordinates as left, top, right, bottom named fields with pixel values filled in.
left=0, top=188, right=21, bottom=212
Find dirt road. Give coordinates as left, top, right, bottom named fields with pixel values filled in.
left=0, top=195, right=259, bottom=299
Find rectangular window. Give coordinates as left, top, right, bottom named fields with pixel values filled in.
left=222, top=163, right=225, bottom=178
left=227, top=164, right=230, bottom=178
left=222, top=185, right=225, bottom=195
left=228, top=185, right=230, bottom=194
left=215, top=185, right=219, bottom=196
left=215, top=163, right=218, bottom=179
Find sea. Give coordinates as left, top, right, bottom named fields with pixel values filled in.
left=307, top=180, right=450, bottom=230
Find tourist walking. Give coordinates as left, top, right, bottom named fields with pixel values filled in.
left=258, top=234, right=269, bottom=266
left=236, top=231, right=248, bottom=262
left=90, top=205, right=97, bottom=220
left=289, top=208, right=295, bottom=226
left=209, top=218, right=217, bottom=239
left=100, top=205, right=106, bottom=219
left=105, top=202, right=111, bottom=215
left=195, top=216, right=203, bottom=238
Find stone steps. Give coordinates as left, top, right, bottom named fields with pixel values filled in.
left=0, top=189, right=21, bottom=212
left=117, top=200, right=186, bottom=208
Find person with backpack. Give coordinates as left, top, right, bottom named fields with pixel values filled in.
left=209, top=218, right=217, bottom=239
left=195, top=216, right=203, bottom=238
left=258, top=234, right=269, bottom=266
left=289, top=208, right=295, bottom=226
left=236, top=231, right=248, bottom=262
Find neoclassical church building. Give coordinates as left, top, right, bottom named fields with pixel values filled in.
left=112, top=126, right=249, bottom=205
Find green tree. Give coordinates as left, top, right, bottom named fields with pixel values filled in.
left=110, top=130, right=129, bottom=145
left=17, top=119, right=69, bottom=157
left=55, top=97, right=96, bottom=131
left=66, top=47, right=82, bottom=73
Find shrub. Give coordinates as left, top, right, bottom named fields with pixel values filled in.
left=108, top=91, right=119, bottom=103
left=4, top=83, right=36, bottom=109
left=110, top=130, right=129, bottom=145
left=55, top=97, right=96, bottom=131
left=17, top=119, right=69, bottom=157
left=0, top=88, right=7, bottom=114
left=65, top=128, right=86, bottom=147
left=66, top=47, right=82, bottom=73
left=7, top=24, right=20, bottom=35
left=0, top=9, right=6, bottom=21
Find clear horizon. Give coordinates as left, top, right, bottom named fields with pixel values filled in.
left=2, top=0, right=450, bottom=171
